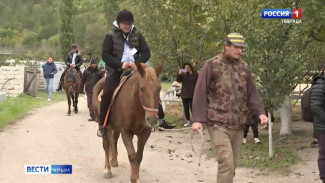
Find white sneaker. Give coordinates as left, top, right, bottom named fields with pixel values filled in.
left=48, top=98, right=51, bottom=101
left=242, top=138, right=247, bottom=144
left=183, top=121, right=191, bottom=127
left=254, top=138, right=261, bottom=144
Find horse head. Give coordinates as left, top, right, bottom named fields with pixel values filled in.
left=65, top=68, right=78, bottom=94
left=136, top=63, right=162, bottom=128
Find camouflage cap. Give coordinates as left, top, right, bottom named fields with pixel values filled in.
left=225, top=33, right=247, bottom=47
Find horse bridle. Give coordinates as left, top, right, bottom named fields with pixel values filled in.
left=138, top=89, right=159, bottom=113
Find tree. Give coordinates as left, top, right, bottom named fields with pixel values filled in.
left=58, top=0, right=75, bottom=59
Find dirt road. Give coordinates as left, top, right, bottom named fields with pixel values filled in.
left=0, top=99, right=321, bottom=183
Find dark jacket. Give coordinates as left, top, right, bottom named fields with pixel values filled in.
left=43, top=62, right=57, bottom=78
left=102, top=22, right=150, bottom=71
left=80, top=66, right=105, bottom=94
left=65, top=52, right=83, bottom=68
left=191, top=54, right=265, bottom=129
left=310, top=73, right=325, bottom=135
left=176, top=72, right=198, bottom=99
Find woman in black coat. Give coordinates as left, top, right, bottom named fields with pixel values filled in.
left=176, top=63, right=198, bottom=127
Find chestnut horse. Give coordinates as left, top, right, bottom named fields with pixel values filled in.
left=93, top=63, right=162, bottom=183
left=63, top=68, right=80, bottom=115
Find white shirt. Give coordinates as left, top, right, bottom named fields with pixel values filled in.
left=72, top=53, right=77, bottom=65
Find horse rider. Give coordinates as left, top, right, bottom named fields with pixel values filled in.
left=57, top=44, right=83, bottom=91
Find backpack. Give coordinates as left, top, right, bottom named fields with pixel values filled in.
left=301, top=87, right=314, bottom=122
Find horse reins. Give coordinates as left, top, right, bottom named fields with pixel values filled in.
left=138, top=89, right=159, bottom=114
left=102, top=89, right=159, bottom=128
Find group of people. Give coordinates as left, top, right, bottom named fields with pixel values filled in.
left=42, top=8, right=325, bottom=183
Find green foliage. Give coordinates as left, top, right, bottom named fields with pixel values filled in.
left=0, top=91, right=66, bottom=131
left=59, top=0, right=75, bottom=59
left=127, top=0, right=325, bottom=111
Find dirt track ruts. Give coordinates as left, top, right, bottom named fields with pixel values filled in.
left=0, top=99, right=321, bottom=183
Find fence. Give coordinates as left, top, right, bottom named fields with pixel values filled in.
left=24, top=66, right=40, bottom=97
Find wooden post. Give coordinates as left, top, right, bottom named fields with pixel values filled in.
left=268, top=111, right=274, bottom=158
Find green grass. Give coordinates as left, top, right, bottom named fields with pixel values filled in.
left=239, top=131, right=302, bottom=175
left=204, top=129, right=303, bottom=175
left=161, top=82, right=172, bottom=91
left=0, top=91, right=66, bottom=131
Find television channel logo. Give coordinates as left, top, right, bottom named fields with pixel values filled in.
left=25, top=165, right=72, bottom=174
left=261, top=9, right=301, bottom=19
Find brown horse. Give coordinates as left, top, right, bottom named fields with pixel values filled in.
left=63, top=68, right=81, bottom=115
left=93, top=63, right=162, bottom=183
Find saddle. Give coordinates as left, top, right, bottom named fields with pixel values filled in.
left=98, top=69, right=133, bottom=104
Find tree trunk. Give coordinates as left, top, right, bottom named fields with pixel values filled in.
left=278, top=95, right=293, bottom=135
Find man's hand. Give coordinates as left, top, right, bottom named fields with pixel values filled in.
left=259, top=115, right=269, bottom=124
left=70, top=64, right=76, bottom=68
left=122, top=62, right=129, bottom=70
left=192, top=122, right=203, bottom=133
left=129, top=62, right=137, bottom=70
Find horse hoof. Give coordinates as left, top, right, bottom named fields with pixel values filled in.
left=74, top=110, right=78, bottom=114
left=110, top=160, right=119, bottom=167
left=67, top=112, right=71, bottom=116
left=103, top=171, right=112, bottom=179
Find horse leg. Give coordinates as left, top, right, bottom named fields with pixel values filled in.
left=136, top=128, right=151, bottom=172
left=121, top=133, right=139, bottom=183
left=67, top=95, right=71, bottom=115
left=102, top=128, right=113, bottom=179
left=110, top=131, right=120, bottom=167
left=74, top=93, right=79, bottom=113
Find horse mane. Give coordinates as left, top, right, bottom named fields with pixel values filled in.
left=67, top=69, right=76, bottom=82
left=138, top=64, right=158, bottom=81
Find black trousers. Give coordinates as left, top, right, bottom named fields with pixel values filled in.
left=87, top=92, right=95, bottom=119
left=158, top=103, right=164, bottom=119
left=182, top=98, right=193, bottom=121
left=99, top=69, right=122, bottom=125
left=243, top=123, right=259, bottom=138
left=318, top=134, right=325, bottom=182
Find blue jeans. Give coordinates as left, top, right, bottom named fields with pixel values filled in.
left=44, top=78, right=53, bottom=99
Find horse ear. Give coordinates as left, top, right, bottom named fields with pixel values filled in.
left=155, top=63, right=163, bottom=76
left=136, top=63, right=145, bottom=77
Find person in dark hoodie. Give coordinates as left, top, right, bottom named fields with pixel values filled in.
left=310, top=65, right=325, bottom=183
left=42, top=57, right=57, bottom=101
left=176, top=63, right=198, bottom=127
left=80, top=58, right=105, bottom=121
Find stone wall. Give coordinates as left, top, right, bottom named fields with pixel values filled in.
left=0, top=66, right=25, bottom=96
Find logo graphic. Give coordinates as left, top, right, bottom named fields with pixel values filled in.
left=25, top=165, right=72, bottom=174
left=261, top=9, right=302, bottom=19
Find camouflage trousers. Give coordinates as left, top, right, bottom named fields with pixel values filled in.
left=207, top=124, right=244, bottom=183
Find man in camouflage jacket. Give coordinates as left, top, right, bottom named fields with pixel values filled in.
left=192, top=33, right=268, bottom=183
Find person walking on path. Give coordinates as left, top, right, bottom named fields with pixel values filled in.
left=80, top=58, right=105, bottom=121
left=242, top=110, right=261, bottom=144
left=310, top=65, right=325, bottom=183
left=42, top=57, right=57, bottom=101
left=191, top=32, right=268, bottom=183
left=176, top=63, right=198, bottom=127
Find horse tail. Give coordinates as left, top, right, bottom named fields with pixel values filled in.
left=92, top=77, right=106, bottom=120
